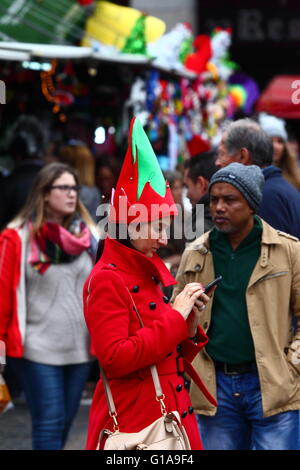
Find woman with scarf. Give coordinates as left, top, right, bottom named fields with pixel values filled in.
left=0, top=162, right=98, bottom=450
left=83, top=118, right=217, bottom=450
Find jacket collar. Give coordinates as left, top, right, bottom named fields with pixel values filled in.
left=101, top=236, right=176, bottom=287
left=262, top=165, right=282, bottom=180
left=189, top=217, right=284, bottom=253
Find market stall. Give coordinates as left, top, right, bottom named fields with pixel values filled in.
left=0, top=0, right=260, bottom=172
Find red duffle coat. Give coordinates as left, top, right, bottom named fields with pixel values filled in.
left=83, top=237, right=216, bottom=450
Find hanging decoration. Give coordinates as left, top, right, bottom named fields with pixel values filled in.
left=184, top=35, right=212, bottom=74
left=40, top=60, right=74, bottom=122
left=123, top=42, right=259, bottom=170
left=121, top=13, right=147, bottom=55
left=206, top=27, right=238, bottom=81
left=0, top=0, right=260, bottom=174
left=148, top=23, right=193, bottom=70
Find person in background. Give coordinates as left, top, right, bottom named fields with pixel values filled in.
left=0, top=163, right=98, bottom=450
left=0, top=115, right=47, bottom=229
left=158, top=170, right=185, bottom=263
left=216, top=118, right=300, bottom=239
left=83, top=118, right=216, bottom=451
left=287, top=132, right=300, bottom=166
left=173, top=163, right=300, bottom=450
left=258, top=113, right=300, bottom=190
left=95, top=157, right=118, bottom=205
left=183, top=151, right=218, bottom=242
left=59, top=141, right=100, bottom=222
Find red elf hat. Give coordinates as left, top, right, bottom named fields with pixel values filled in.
left=109, top=117, right=178, bottom=223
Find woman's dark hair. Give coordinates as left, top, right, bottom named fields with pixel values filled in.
left=95, top=223, right=133, bottom=263
left=184, top=150, right=218, bottom=183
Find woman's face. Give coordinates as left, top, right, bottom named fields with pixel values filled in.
left=44, top=172, right=78, bottom=221
left=272, top=136, right=285, bottom=164
left=129, top=218, right=170, bottom=257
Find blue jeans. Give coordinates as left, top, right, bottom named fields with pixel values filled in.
left=197, top=369, right=299, bottom=450
left=8, top=358, right=92, bottom=450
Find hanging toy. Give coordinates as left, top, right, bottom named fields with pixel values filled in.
left=148, top=23, right=193, bottom=70
left=124, top=76, right=149, bottom=128
left=207, top=27, right=237, bottom=81
left=184, top=35, right=212, bottom=74
left=146, top=69, right=160, bottom=113
left=178, top=35, right=194, bottom=64
left=228, top=72, right=260, bottom=115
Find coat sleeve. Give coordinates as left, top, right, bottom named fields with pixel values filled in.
left=170, top=249, right=210, bottom=363
left=84, top=270, right=189, bottom=378
left=287, top=241, right=300, bottom=375
left=0, top=231, right=19, bottom=342
left=180, top=326, right=209, bottom=363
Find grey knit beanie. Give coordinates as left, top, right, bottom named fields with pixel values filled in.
left=208, top=163, right=265, bottom=212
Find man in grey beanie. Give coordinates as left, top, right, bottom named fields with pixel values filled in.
left=172, top=163, right=300, bottom=450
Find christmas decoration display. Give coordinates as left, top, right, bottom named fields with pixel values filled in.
left=0, top=1, right=260, bottom=175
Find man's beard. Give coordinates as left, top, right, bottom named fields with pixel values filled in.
left=214, top=223, right=236, bottom=234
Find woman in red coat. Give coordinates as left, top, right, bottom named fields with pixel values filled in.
left=83, top=118, right=217, bottom=450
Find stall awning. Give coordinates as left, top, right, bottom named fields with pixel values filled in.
left=256, top=75, right=300, bottom=119
left=0, top=41, right=197, bottom=79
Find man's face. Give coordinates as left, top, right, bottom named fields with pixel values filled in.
left=216, top=135, right=238, bottom=168
left=183, top=169, right=205, bottom=206
left=209, top=182, right=254, bottom=234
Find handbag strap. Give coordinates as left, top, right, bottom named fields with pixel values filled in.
left=99, top=289, right=167, bottom=431
left=127, top=289, right=164, bottom=399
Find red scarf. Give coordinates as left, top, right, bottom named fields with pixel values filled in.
left=29, top=219, right=94, bottom=274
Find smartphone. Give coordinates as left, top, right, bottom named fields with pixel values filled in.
left=203, top=275, right=223, bottom=294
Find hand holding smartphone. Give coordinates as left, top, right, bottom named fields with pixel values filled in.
left=203, top=275, right=222, bottom=295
